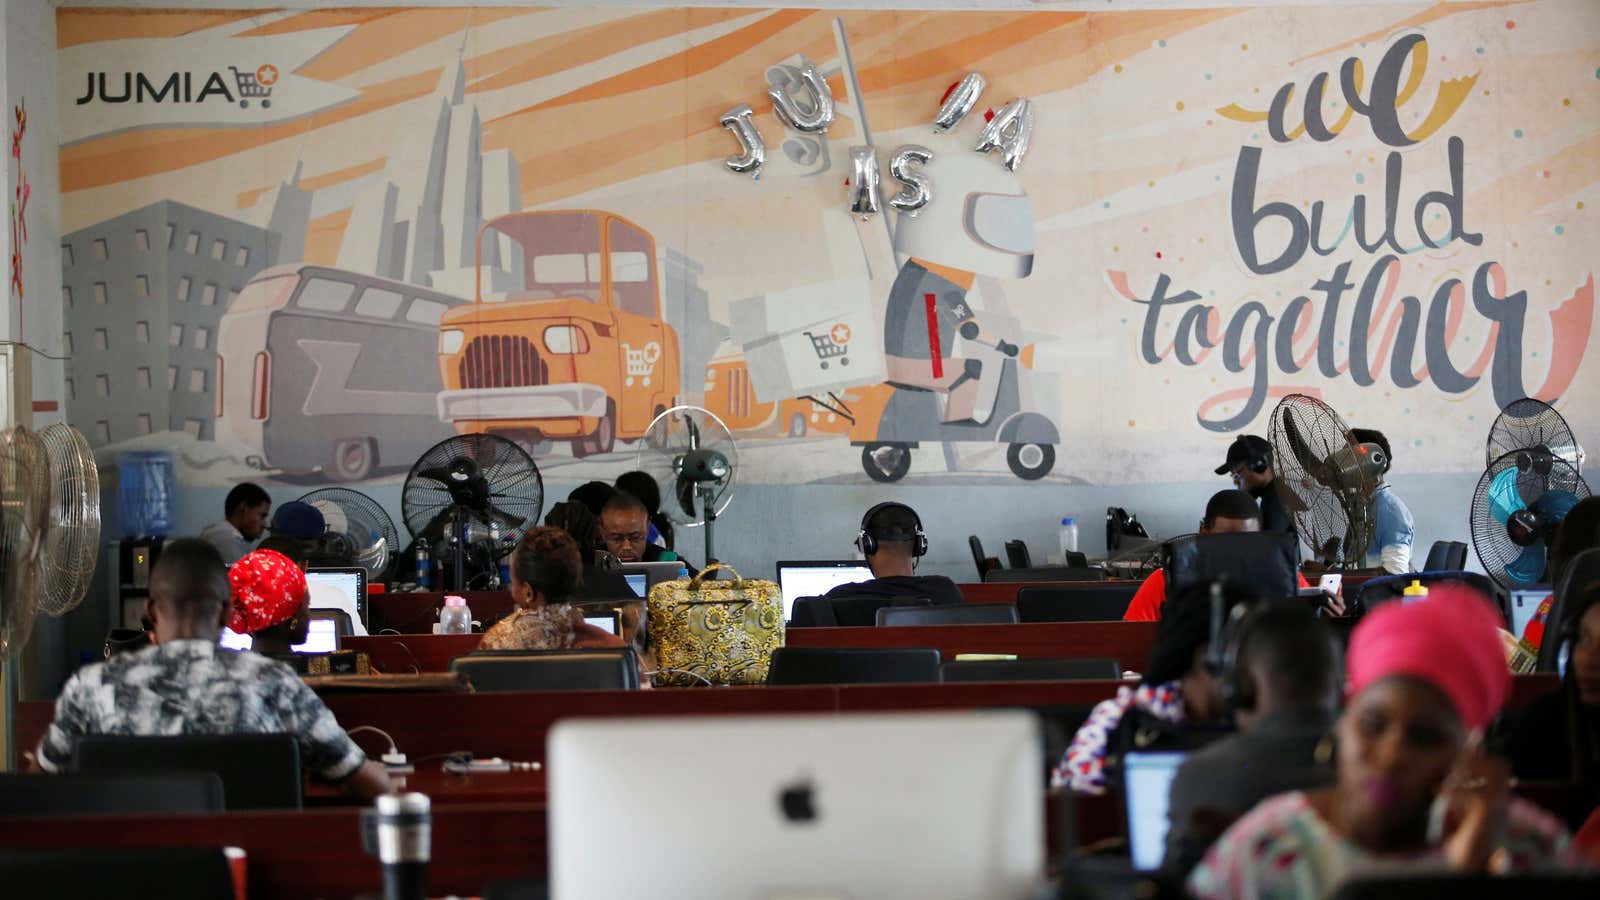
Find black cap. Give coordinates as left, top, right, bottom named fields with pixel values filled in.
left=1214, top=435, right=1273, bottom=475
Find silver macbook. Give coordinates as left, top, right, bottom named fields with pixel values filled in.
left=776, top=560, right=873, bottom=620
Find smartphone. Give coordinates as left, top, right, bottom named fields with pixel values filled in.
left=1319, top=574, right=1343, bottom=597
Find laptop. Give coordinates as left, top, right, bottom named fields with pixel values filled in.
left=618, top=561, right=684, bottom=598
left=1123, top=751, right=1188, bottom=871
left=1510, top=587, right=1552, bottom=641
left=549, top=712, right=1042, bottom=899
left=621, top=572, right=649, bottom=599
left=305, top=567, right=369, bottom=636
left=776, top=560, right=873, bottom=620
left=584, top=611, right=621, bottom=635
left=219, top=608, right=351, bottom=654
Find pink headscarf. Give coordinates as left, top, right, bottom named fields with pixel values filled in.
left=1346, top=584, right=1511, bottom=732
left=228, top=549, right=308, bottom=635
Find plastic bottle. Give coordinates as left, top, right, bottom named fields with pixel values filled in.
left=415, top=543, right=433, bottom=591
left=676, top=564, right=690, bottom=581
left=1402, top=580, right=1429, bottom=604
left=439, top=595, right=473, bottom=634
left=1059, top=517, right=1079, bottom=557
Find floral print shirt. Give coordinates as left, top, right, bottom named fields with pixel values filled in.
left=1051, top=680, right=1185, bottom=794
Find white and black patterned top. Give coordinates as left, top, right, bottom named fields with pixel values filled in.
left=37, top=639, right=366, bottom=781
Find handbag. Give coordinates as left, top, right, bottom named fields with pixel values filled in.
left=646, top=563, right=784, bottom=686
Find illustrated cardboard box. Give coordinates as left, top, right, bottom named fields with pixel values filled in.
left=731, top=280, right=886, bottom=398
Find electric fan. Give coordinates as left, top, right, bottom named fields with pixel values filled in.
left=35, top=423, right=102, bottom=617
left=1470, top=450, right=1591, bottom=588
left=0, top=426, right=48, bottom=659
left=1486, top=397, right=1584, bottom=472
left=401, top=433, right=543, bottom=590
left=1267, top=394, right=1383, bottom=568
left=297, top=487, right=400, bottom=580
left=636, top=406, right=737, bottom=566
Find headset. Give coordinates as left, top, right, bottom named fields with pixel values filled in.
left=1204, top=580, right=1262, bottom=714
left=1244, top=441, right=1271, bottom=475
left=856, top=502, right=929, bottom=559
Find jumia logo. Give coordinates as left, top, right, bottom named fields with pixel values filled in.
left=75, top=66, right=278, bottom=106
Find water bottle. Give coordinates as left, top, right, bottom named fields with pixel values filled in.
left=1059, top=517, right=1079, bottom=557
left=415, top=543, right=432, bottom=591
left=439, top=595, right=472, bottom=634
left=676, top=564, right=690, bottom=581
left=373, top=792, right=431, bottom=900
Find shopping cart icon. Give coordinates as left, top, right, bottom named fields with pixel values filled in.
left=803, top=324, right=852, bottom=370
left=622, top=341, right=662, bottom=387
left=231, top=65, right=277, bottom=109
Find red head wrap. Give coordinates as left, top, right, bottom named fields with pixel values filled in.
left=1346, top=584, right=1510, bottom=732
left=227, top=549, right=307, bottom=635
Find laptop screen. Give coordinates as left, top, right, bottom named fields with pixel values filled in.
left=1510, top=588, right=1552, bottom=641
left=306, top=568, right=368, bottom=636
left=1123, top=751, right=1187, bottom=871
left=776, top=562, right=874, bottom=619
left=220, top=618, right=340, bottom=654
left=585, top=613, right=620, bottom=635
left=623, top=573, right=648, bottom=599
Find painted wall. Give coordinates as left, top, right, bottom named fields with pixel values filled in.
left=49, top=2, right=1600, bottom=581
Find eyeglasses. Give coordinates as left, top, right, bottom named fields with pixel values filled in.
left=605, top=531, right=647, bottom=545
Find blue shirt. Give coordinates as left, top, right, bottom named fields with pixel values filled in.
left=1364, top=483, right=1415, bottom=573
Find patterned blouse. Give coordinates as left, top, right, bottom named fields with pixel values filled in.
left=1189, top=791, right=1574, bottom=899
left=37, top=639, right=366, bottom=781
left=1051, top=680, right=1185, bottom=794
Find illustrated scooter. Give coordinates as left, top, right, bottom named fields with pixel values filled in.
left=846, top=322, right=1060, bottom=483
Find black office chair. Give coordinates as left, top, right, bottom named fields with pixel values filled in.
left=1332, top=876, right=1600, bottom=900
left=875, top=604, right=1019, bottom=627
left=969, top=535, right=1001, bottom=580
left=1354, top=571, right=1505, bottom=618
left=0, top=773, right=224, bottom=818
left=73, top=733, right=301, bottom=811
left=984, top=566, right=1107, bottom=583
left=0, top=847, right=239, bottom=899
left=1005, top=539, right=1033, bottom=570
left=790, top=594, right=934, bottom=628
left=1422, top=540, right=1469, bottom=572
left=940, top=657, right=1120, bottom=682
left=1016, top=583, right=1139, bottom=622
left=1164, top=531, right=1300, bottom=601
left=451, top=648, right=640, bottom=692
left=1064, top=551, right=1090, bottom=568
left=308, top=607, right=354, bottom=637
left=1538, top=548, right=1600, bottom=672
left=766, top=647, right=942, bottom=685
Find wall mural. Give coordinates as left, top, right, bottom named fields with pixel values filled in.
left=56, top=2, right=1598, bottom=491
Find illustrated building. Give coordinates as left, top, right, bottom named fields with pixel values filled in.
left=62, top=200, right=278, bottom=446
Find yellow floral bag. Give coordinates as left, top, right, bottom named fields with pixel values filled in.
left=646, top=564, right=784, bottom=686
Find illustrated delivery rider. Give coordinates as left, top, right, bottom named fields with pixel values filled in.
left=881, top=129, right=1036, bottom=424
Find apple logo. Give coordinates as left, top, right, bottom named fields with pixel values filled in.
left=778, top=778, right=818, bottom=824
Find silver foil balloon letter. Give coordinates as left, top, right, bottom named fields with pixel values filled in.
left=974, top=97, right=1033, bottom=172
left=767, top=57, right=835, bottom=134
left=933, top=72, right=986, bottom=132
left=719, top=104, right=767, bottom=178
left=887, top=144, right=933, bottom=214
left=847, top=145, right=883, bottom=220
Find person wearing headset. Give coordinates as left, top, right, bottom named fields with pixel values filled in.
left=1352, top=428, right=1415, bottom=574
left=821, top=502, right=964, bottom=607
left=1215, top=435, right=1294, bottom=536
left=1163, top=600, right=1341, bottom=877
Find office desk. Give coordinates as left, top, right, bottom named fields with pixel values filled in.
left=786, top=621, right=1160, bottom=666
left=307, top=761, right=547, bottom=806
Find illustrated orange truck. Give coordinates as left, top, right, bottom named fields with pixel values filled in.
left=435, top=210, right=681, bottom=456
left=703, top=345, right=855, bottom=438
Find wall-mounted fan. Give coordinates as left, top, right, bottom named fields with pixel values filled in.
left=402, top=434, right=543, bottom=590
left=1486, top=397, right=1584, bottom=472
left=1268, top=394, right=1383, bottom=568
left=636, top=406, right=737, bottom=566
left=1470, top=450, right=1591, bottom=588
left=297, top=487, right=400, bottom=580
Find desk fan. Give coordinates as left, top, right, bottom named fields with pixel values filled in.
left=636, top=406, right=737, bottom=567
left=1267, top=394, right=1383, bottom=568
left=296, top=487, right=400, bottom=580
left=401, top=434, right=543, bottom=590
left=1470, top=450, right=1591, bottom=588
left=1486, top=397, right=1584, bottom=472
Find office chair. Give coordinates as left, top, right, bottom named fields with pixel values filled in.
left=875, top=604, right=1020, bottom=627
left=968, top=536, right=1001, bottom=580
left=940, top=657, right=1120, bottom=682
left=790, top=594, right=934, bottom=628
left=0, top=773, right=224, bottom=818
left=1016, top=583, right=1139, bottom=622
left=1004, top=539, right=1033, bottom=570
left=984, top=566, right=1107, bottom=583
left=1422, top=540, right=1469, bottom=571
left=1538, top=548, right=1600, bottom=673
left=1064, top=551, right=1090, bottom=568
left=450, top=648, right=640, bottom=692
left=1354, top=571, right=1505, bottom=619
left=308, top=607, right=354, bottom=637
left=0, top=847, right=239, bottom=900
left=73, top=733, right=301, bottom=810
left=1164, top=531, right=1299, bottom=602
left=766, top=647, right=942, bottom=685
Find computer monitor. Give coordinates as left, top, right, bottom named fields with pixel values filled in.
left=549, top=712, right=1043, bottom=899
left=776, top=560, right=874, bottom=620
left=1123, top=751, right=1187, bottom=871
left=1510, top=587, right=1552, bottom=641
left=622, top=572, right=648, bottom=599
left=584, top=611, right=621, bottom=635
left=618, top=561, right=683, bottom=597
left=305, top=567, right=368, bottom=636
left=290, top=617, right=339, bottom=654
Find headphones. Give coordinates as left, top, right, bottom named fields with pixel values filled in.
left=1205, top=581, right=1262, bottom=714
left=1246, top=448, right=1271, bottom=475
left=856, top=502, right=929, bottom=558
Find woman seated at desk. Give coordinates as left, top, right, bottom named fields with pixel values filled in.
left=480, top=526, right=625, bottom=652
